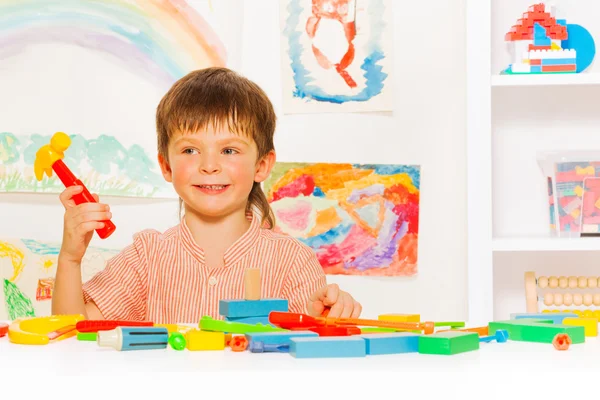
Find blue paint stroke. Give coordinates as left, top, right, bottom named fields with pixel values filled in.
left=300, top=222, right=353, bottom=249
left=285, top=0, right=389, bottom=104
left=21, top=238, right=119, bottom=255
left=356, top=164, right=421, bottom=189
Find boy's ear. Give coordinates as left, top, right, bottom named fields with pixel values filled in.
left=254, top=150, right=276, bottom=183
left=158, top=153, right=173, bottom=182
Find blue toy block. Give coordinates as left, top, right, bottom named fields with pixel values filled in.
left=290, top=336, right=366, bottom=358
left=479, top=329, right=509, bottom=343
left=510, top=313, right=577, bottom=325
left=531, top=66, right=542, bottom=73
left=360, top=332, right=419, bottom=355
left=218, top=299, right=288, bottom=318
left=245, top=330, right=317, bottom=346
left=225, top=316, right=273, bottom=326
left=534, top=22, right=551, bottom=46
left=542, top=58, right=577, bottom=66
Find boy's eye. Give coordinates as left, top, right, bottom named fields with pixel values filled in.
left=223, top=148, right=238, bottom=155
left=183, top=148, right=198, bottom=155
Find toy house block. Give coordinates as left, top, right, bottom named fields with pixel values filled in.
left=378, top=314, right=420, bottom=323
left=488, top=319, right=585, bottom=344
left=510, top=312, right=578, bottom=324
left=360, top=332, right=420, bottom=355
left=185, top=329, right=225, bottom=351
left=562, top=318, right=598, bottom=337
left=225, top=316, right=272, bottom=326
left=289, top=336, right=366, bottom=358
left=218, top=299, right=288, bottom=318
left=245, top=330, right=318, bottom=346
left=418, top=331, right=479, bottom=355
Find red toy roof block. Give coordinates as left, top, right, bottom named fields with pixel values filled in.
left=505, top=3, right=568, bottom=41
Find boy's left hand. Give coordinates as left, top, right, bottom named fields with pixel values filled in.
left=307, top=283, right=362, bottom=319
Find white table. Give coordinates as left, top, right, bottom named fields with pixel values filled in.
left=1, top=324, right=598, bottom=399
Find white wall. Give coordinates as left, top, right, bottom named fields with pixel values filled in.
left=0, top=0, right=467, bottom=321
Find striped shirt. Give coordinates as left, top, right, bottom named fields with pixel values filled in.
left=82, top=211, right=327, bottom=324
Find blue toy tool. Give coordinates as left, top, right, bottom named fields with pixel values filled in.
left=479, top=329, right=509, bottom=343
left=97, top=326, right=168, bottom=351
left=248, top=341, right=290, bottom=353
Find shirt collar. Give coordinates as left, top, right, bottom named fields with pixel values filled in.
left=179, top=210, right=262, bottom=267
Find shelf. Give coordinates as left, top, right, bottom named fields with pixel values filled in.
left=491, top=73, right=600, bottom=87
left=493, top=237, right=600, bottom=252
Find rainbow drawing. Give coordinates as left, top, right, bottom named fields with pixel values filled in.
left=264, top=162, right=420, bottom=276
left=0, top=0, right=226, bottom=89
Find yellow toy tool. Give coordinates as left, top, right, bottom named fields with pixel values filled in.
left=8, top=314, right=85, bottom=345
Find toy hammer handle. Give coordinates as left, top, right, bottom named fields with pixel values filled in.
left=53, top=160, right=116, bottom=239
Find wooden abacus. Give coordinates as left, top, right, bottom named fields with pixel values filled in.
left=524, top=271, right=600, bottom=315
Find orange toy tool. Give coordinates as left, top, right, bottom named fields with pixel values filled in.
left=34, top=132, right=116, bottom=239
left=269, top=312, right=435, bottom=334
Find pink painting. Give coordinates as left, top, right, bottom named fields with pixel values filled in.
left=264, top=162, right=420, bottom=276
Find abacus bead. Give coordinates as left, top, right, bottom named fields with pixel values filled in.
left=538, top=276, right=548, bottom=288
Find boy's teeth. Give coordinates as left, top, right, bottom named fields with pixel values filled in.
left=200, top=185, right=226, bottom=189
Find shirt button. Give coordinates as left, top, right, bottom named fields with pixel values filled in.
left=208, top=276, right=218, bottom=286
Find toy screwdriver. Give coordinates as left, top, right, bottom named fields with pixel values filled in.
left=269, top=312, right=435, bottom=334
left=33, top=131, right=116, bottom=239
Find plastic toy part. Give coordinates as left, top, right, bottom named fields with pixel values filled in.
left=488, top=319, right=585, bottom=344
left=268, top=312, right=435, bottom=334
left=0, top=322, right=8, bottom=337
left=168, top=332, right=187, bottom=351
left=378, top=314, right=420, bottom=323
left=76, top=320, right=154, bottom=333
left=97, top=327, right=168, bottom=351
left=553, top=333, right=572, bottom=350
left=219, top=299, right=288, bottom=318
left=76, top=332, right=97, bottom=341
left=290, top=336, right=367, bottom=358
left=361, top=332, right=420, bottom=355
left=8, top=314, right=85, bottom=345
left=185, top=329, right=225, bottom=351
left=479, top=329, right=509, bottom=343
left=230, top=336, right=249, bottom=352
left=309, top=326, right=360, bottom=336
left=249, top=341, right=290, bottom=353
left=33, top=131, right=116, bottom=239
left=418, top=331, right=480, bottom=355
left=199, top=316, right=286, bottom=334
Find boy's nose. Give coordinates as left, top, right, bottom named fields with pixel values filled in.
left=199, top=157, right=221, bottom=174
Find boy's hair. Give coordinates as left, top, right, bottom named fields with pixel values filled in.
left=155, top=67, right=276, bottom=229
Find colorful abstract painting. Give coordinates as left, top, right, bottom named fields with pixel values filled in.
left=0, top=0, right=242, bottom=198
left=264, top=163, right=419, bottom=276
left=0, top=238, right=119, bottom=320
left=279, top=0, right=394, bottom=114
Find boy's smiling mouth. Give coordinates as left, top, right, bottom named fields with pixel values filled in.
left=194, top=184, right=230, bottom=194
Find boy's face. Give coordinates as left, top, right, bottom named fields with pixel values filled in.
left=158, top=124, right=275, bottom=220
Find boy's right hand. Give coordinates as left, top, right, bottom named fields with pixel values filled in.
left=59, top=186, right=112, bottom=263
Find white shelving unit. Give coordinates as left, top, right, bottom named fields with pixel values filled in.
left=491, top=73, right=600, bottom=86
left=467, top=0, right=600, bottom=324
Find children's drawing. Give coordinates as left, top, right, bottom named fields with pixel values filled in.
left=264, top=163, right=420, bottom=276
left=0, top=0, right=242, bottom=198
left=1, top=132, right=169, bottom=197
left=0, top=238, right=119, bottom=320
left=280, top=0, right=393, bottom=114
left=503, top=4, right=595, bottom=74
